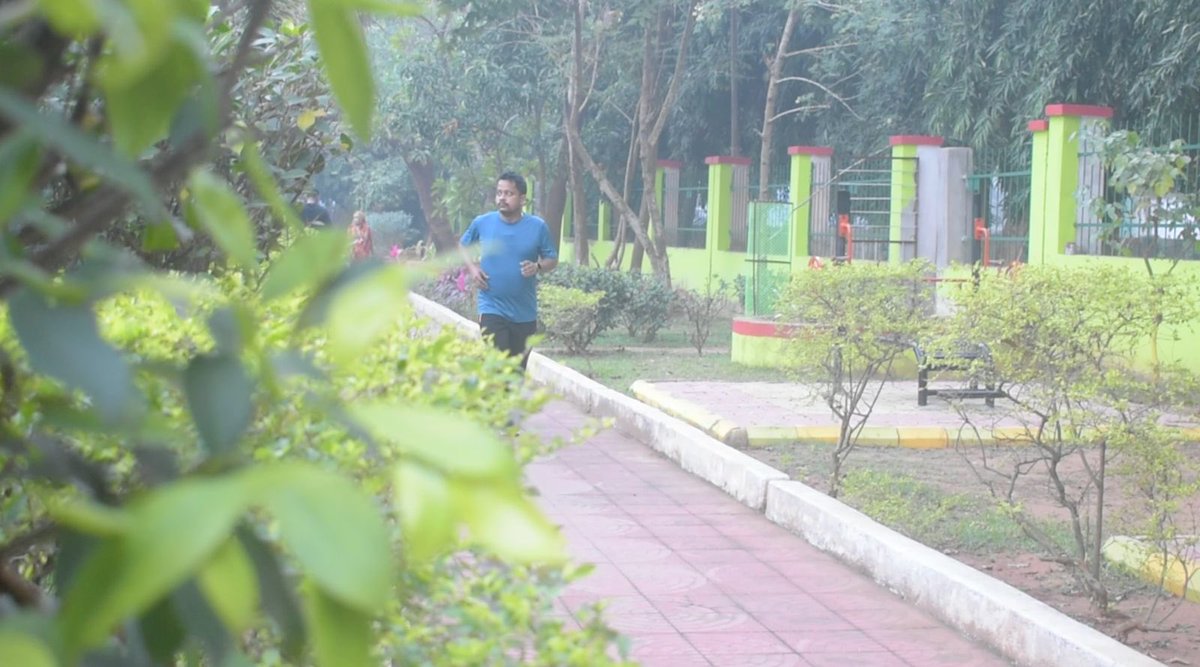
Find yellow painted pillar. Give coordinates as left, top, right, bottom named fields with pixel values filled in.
left=1026, top=119, right=1049, bottom=264
left=787, top=146, right=832, bottom=268
left=1042, top=104, right=1113, bottom=260
left=597, top=200, right=610, bottom=241
left=888, top=135, right=942, bottom=264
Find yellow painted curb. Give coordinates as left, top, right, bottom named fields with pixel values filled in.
left=896, top=427, right=950, bottom=450
left=630, top=381, right=720, bottom=431
left=857, top=427, right=900, bottom=447
left=1178, top=427, right=1200, bottom=442
left=794, top=426, right=842, bottom=444
left=746, top=426, right=799, bottom=447
left=1103, top=536, right=1200, bottom=603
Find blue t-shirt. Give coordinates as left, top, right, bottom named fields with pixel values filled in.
left=460, top=211, right=557, bottom=323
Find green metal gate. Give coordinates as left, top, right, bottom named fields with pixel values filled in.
left=745, top=201, right=791, bottom=316
left=810, top=150, right=915, bottom=262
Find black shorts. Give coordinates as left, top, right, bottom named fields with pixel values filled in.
left=479, top=314, right=537, bottom=362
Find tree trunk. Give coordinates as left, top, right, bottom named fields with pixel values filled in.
left=758, top=9, right=799, bottom=200
left=405, top=156, right=457, bottom=253
left=730, top=9, right=741, bottom=157
left=543, top=139, right=569, bottom=249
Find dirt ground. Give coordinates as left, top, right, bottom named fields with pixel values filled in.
left=751, top=442, right=1200, bottom=666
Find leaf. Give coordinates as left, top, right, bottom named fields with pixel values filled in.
left=297, top=109, right=324, bottom=130
left=238, top=140, right=303, bottom=234
left=0, top=631, right=55, bottom=667
left=248, top=464, right=392, bottom=613
left=0, top=87, right=168, bottom=222
left=142, top=220, right=180, bottom=252
left=308, top=0, right=374, bottom=139
left=8, top=289, right=136, bottom=424
left=393, top=461, right=454, bottom=561
left=103, top=32, right=203, bottom=156
left=261, top=229, right=349, bottom=300
left=353, top=403, right=518, bottom=480
left=58, top=476, right=251, bottom=658
left=460, top=486, right=566, bottom=564
left=188, top=169, right=258, bottom=268
left=184, top=354, right=254, bottom=456
left=236, top=527, right=306, bottom=662
left=325, top=263, right=408, bottom=365
left=303, top=584, right=373, bottom=667
left=37, top=0, right=101, bottom=34
left=0, top=132, right=41, bottom=224
left=47, top=497, right=131, bottom=537
left=197, top=539, right=260, bottom=633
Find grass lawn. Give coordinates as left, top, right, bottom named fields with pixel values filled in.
left=544, top=316, right=788, bottom=394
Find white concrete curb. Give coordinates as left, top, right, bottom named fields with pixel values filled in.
left=405, top=292, right=1164, bottom=667
left=765, top=481, right=1162, bottom=667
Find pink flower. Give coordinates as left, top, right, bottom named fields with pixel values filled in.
left=455, top=269, right=467, bottom=293
left=389, top=244, right=402, bottom=260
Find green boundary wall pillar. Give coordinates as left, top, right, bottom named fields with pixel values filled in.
left=1026, top=119, right=1049, bottom=264
left=657, top=159, right=681, bottom=246
left=597, top=200, right=610, bottom=242
left=705, top=156, right=750, bottom=253
left=888, top=135, right=942, bottom=264
left=1039, top=103, right=1113, bottom=261
left=787, top=146, right=832, bottom=268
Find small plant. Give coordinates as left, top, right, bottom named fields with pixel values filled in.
left=414, top=268, right=476, bottom=319
left=675, top=275, right=733, bottom=355
left=539, top=284, right=605, bottom=354
left=621, top=273, right=674, bottom=342
left=369, top=210, right=423, bottom=251
left=777, top=261, right=935, bottom=497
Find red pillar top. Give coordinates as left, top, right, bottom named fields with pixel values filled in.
left=787, top=146, right=834, bottom=156
left=888, top=135, right=944, bottom=147
left=1027, top=119, right=1049, bottom=132
left=1045, top=104, right=1113, bottom=119
left=656, top=159, right=683, bottom=169
left=704, top=155, right=753, bottom=166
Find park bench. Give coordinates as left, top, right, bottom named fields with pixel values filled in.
left=911, top=341, right=1005, bottom=407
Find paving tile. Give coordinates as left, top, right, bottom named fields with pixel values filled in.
left=705, top=655, right=808, bottom=667
left=527, top=400, right=1006, bottom=667
left=776, top=629, right=888, bottom=654
left=684, top=632, right=793, bottom=655
left=801, top=652, right=908, bottom=667
left=653, top=596, right=769, bottom=633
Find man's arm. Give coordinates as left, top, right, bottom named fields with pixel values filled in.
left=458, top=224, right=488, bottom=290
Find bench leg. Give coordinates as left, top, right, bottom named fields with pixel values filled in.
left=918, top=368, right=928, bottom=406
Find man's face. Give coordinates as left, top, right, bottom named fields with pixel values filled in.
left=495, top=179, right=524, bottom=217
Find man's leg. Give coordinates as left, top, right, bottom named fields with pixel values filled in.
left=479, top=314, right=514, bottom=355
left=510, top=321, right=538, bottom=370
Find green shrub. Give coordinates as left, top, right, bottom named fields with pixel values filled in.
left=541, top=264, right=632, bottom=340
left=675, top=275, right=733, bottom=355
left=622, top=273, right=674, bottom=342
left=369, top=210, right=422, bottom=252
left=539, top=284, right=604, bottom=354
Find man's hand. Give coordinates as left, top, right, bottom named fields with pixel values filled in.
left=520, top=260, right=539, bottom=278
left=469, top=264, right=489, bottom=290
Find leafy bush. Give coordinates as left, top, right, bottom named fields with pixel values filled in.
left=541, top=264, right=633, bottom=340
left=368, top=210, right=423, bottom=252
left=414, top=268, right=476, bottom=320
left=622, top=273, right=675, bottom=342
left=675, top=276, right=734, bottom=355
left=539, top=284, right=605, bottom=354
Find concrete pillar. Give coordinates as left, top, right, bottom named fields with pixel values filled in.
left=657, top=160, right=681, bottom=246
left=787, top=146, right=833, bottom=268
left=1041, top=104, right=1113, bottom=258
left=889, top=136, right=943, bottom=263
left=912, top=147, right=974, bottom=269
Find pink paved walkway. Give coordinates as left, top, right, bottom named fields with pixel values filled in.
left=526, top=400, right=1013, bottom=667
